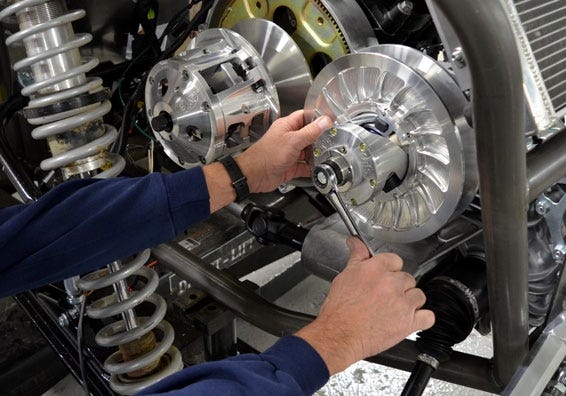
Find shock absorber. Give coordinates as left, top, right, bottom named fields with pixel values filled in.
left=77, top=250, right=183, bottom=395
left=0, top=0, right=125, bottom=179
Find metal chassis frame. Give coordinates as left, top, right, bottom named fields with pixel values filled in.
left=1, top=0, right=565, bottom=393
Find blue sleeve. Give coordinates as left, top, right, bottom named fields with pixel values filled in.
left=139, top=336, right=330, bottom=396
left=0, top=168, right=210, bottom=298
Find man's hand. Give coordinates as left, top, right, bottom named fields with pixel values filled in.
left=296, top=237, right=435, bottom=376
left=236, top=110, right=333, bottom=193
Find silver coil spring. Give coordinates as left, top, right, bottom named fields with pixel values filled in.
left=77, top=250, right=183, bottom=395
left=0, top=0, right=125, bottom=179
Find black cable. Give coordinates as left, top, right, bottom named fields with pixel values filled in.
left=114, top=0, right=212, bottom=151
left=77, top=295, right=89, bottom=396
left=400, top=360, right=436, bottom=396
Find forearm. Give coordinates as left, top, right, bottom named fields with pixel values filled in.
left=139, top=336, right=329, bottom=395
left=0, top=168, right=210, bottom=297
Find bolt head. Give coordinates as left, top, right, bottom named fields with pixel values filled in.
left=316, top=171, right=328, bottom=186
left=350, top=198, right=358, bottom=206
left=339, top=147, right=347, bottom=154
left=535, top=200, right=550, bottom=215
left=369, top=179, right=376, bottom=188
left=58, top=314, right=69, bottom=327
left=329, top=128, right=337, bottom=136
left=313, top=148, right=322, bottom=157
left=359, top=142, right=367, bottom=152
left=553, top=247, right=566, bottom=262
left=451, top=48, right=466, bottom=68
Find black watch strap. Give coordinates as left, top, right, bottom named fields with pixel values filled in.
left=219, top=155, right=250, bottom=203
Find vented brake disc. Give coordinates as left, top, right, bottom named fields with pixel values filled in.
left=208, top=0, right=376, bottom=75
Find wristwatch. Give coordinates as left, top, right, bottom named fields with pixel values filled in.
left=218, top=155, right=250, bottom=203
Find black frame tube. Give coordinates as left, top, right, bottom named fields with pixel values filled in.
left=152, top=243, right=315, bottom=336
left=527, top=128, right=566, bottom=202
left=430, top=0, right=529, bottom=384
left=14, top=291, right=114, bottom=396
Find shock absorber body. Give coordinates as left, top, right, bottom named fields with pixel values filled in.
left=0, top=0, right=125, bottom=179
left=78, top=250, right=183, bottom=395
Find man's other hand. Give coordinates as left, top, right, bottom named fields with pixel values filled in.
left=296, top=237, right=435, bottom=375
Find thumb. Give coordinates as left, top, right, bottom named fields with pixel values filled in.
left=346, top=237, right=370, bottom=265
left=294, top=116, right=333, bottom=148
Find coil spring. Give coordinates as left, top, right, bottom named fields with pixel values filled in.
left=77, top=250, right=183, bottom=395
left=0, top=0, right=125, bottom=178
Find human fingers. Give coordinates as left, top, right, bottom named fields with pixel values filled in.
left=280, top=110, right=306, bottom=130
left=292, top=115, right=332, bottom=149
left=413, top=309, right=435, bottom=331
left=375, top=253, right=403, bottom=272
left=390, top=271, right=417, bottom=291
left=405, top=287, right=426, bottom=308
left=346, top=237, right=371, bottom=266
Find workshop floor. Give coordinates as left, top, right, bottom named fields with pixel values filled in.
left=43, top=274, right=494, bottom=396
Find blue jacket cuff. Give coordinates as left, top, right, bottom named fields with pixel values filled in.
left=262, top=335, right=330, bottom=394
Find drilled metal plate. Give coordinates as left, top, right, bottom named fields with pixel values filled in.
left=208, top=0, right=376, bottom=75
left=305, top=45, right=477, bottom=243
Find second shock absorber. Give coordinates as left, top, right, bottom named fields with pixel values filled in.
left=78, top=250, right=183, bottom=395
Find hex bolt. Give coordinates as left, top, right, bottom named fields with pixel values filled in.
left=398, top=0, right=414, bottom=14
left=451, top=47, right=466, bottom=68
left=315, top=171, right=328, bottom=186
left=329, top=128, right=337, bottom=136
left=313, top=148, right=322, bottom=157
left=553, top=246, right=566, bottom=262
left=58, top=313, right=70, bottom=327
left=535, top=200, right=550, bottom=215
left=369, top=179, right=377, bottom=188
left=359, top=142, right=367, bottom=152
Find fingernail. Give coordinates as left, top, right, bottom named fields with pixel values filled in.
left=346, top=237, right=354, bottom=251
left=316, top=116, right=332, bottom=130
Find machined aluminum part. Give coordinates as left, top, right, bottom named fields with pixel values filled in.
left=231, top=18, right=312, bottom=116
left=305, top=45, right=477, bottom=243
left=0, top=0, right=125, bottom=178
left=145, top=24, right=286, bottom=167
left=207, top=0, right=377, bottom=75
left=426, top=0, right=566, bottom=141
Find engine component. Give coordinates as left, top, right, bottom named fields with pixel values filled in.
left=0, top=0, right=125, bottom=179
left=402, top=256, right=488, bottom=396
left=207, top=0, right=376, bottom=75
left=305, top=44, right=477, bottom=243
left=145, top=19, right=311, bottom=168
left=77, top=250, right=182, bottom=395
left=241, top=203, right=309, bottom=250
